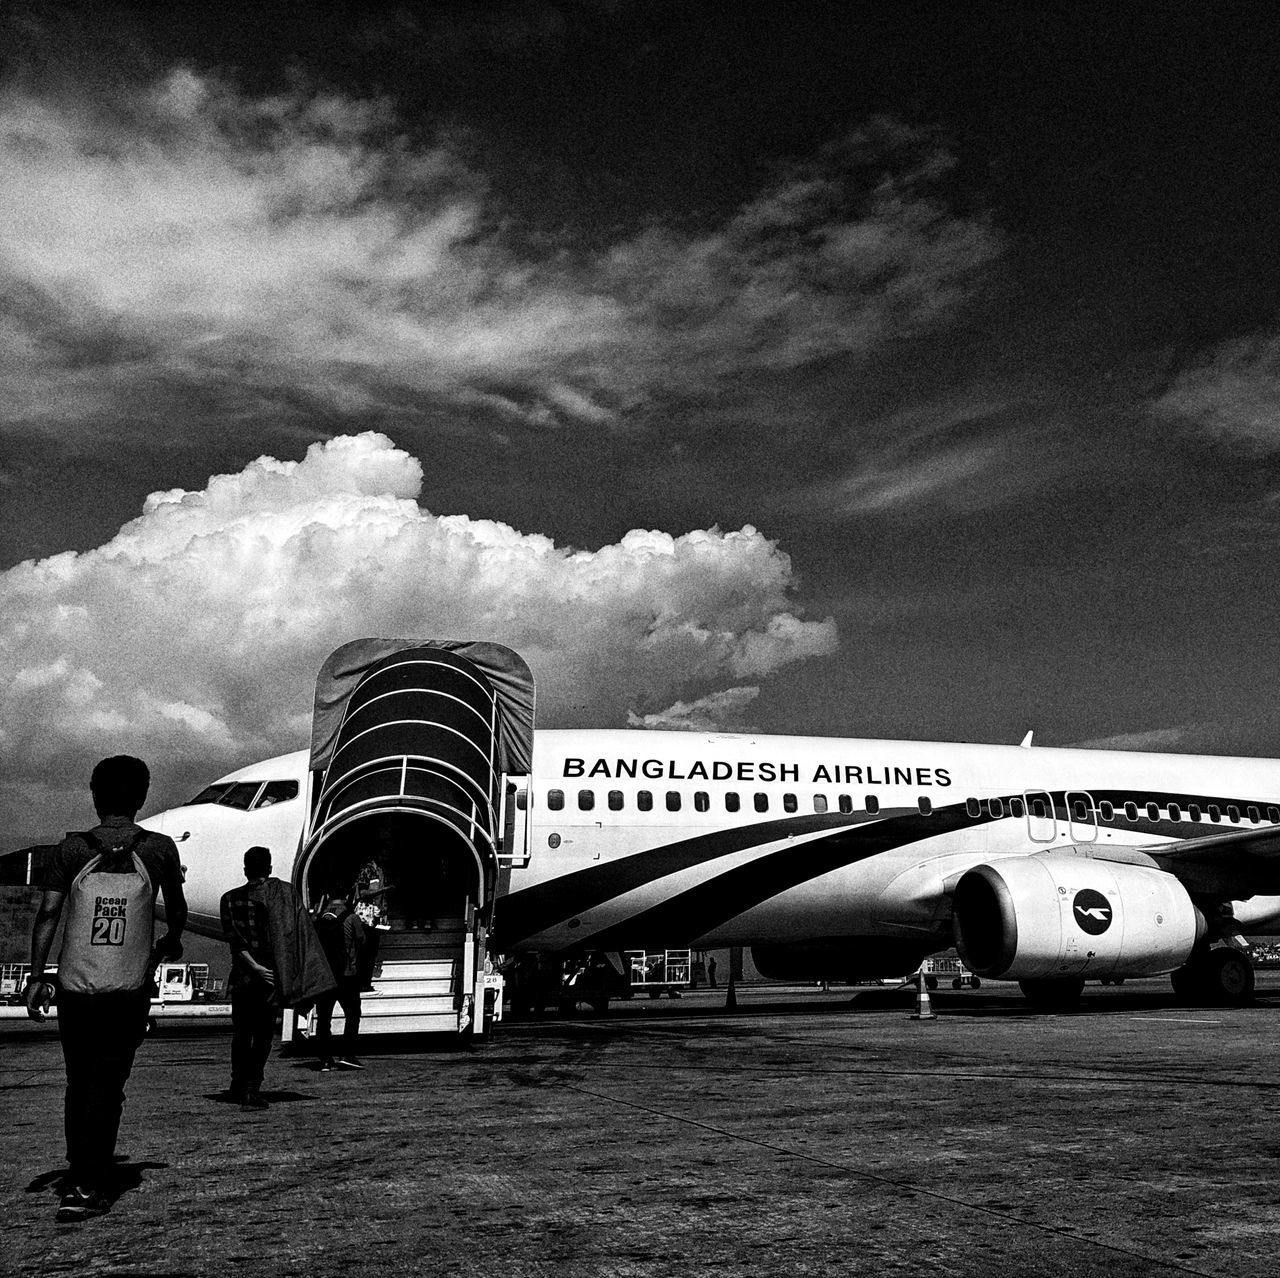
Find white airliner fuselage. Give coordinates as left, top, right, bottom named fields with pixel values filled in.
left=145, top=727, right=1280, bottom=1006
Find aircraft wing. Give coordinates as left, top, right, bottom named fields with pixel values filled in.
left=1145, top=824, right=1280, bottom=897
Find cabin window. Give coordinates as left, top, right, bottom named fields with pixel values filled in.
left=1248, top=805, right=1261, bottom=824
left=1168, top=802, right=1181, bottom=821
left=1032, top=798, right=1050, bottom=820
left=1208, top=804, right=1221, bottom=822
left=608, top=790, right=624, bottom=811
left=725, top=792, right=741, bottom=813
left=783, top=793, right=798, bottom=813
left=1009, top=797, right=1025, bottom=818
left=918, top=797, right=933, bottom=816
left=666, top=791, right=682, bottom=812
left=1188, top=804, right=1201, bottom=821
left=1099, top=801, right=1115, bottom=821
left=1124, top=802, right=1139, bottom=821
left=694, top=791, right=710, bottom=813
left=988, top=797, right=1004, bottom=819
left=1146, top=802, right=1160, bottom=822
left=547, top=789, right=565, bottom=811
left=966, top=797, right=982, bottom=818
left=813, top=795, right=829, bottom=814
left=578, top=789, right=595, bottom=811
left=254, top=780, right=299, bottom=808
left=865, top=795, right=880, bottom=815
left=638, top=790, right=653, bottom=812
left=517, top=790, right=529, bottom=811
left=1228, top=805, right=1241, bottom=823
left=754, top=793, right=769, bottom=813
left=1269, top=807, right=1280, bottom=824
left=838, top=794, right=853, bottom=814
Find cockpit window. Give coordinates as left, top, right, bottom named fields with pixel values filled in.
left=254, top=780, right=299, bottom=808
left=187, top=783, right=235, bottom=806
left=218, top=782, right=263, bottom=810
left=186, top=781, right=264, bottom=810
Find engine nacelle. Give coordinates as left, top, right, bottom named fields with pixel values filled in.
left=953, top=855, right=1205, bottom=981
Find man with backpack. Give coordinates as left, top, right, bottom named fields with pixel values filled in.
left=25, top=755, right=187, bottom=1223
left=313, top=881, right=368, bottom=1071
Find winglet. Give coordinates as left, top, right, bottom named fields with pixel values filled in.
left=1020, top=731, right=1034, bottom=748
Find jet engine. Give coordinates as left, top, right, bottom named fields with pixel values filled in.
left=953, top=855, right=1205, bottom=981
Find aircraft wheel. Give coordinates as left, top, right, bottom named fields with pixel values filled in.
left=1018, top=977, right=1085, bottom=1011
left=146, top=1016, right=157, bottom=1035
left=952, top=977, right=963, bottom=990
left=1207, top=948, right=1255, bottom=1006
left=970, top=977, right=981, bottom=989
left=925, top=975, right=939, bottom=991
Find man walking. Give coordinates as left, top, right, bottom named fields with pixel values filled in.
left=313, top=883, right=368, bottom=1071
left=220, top=846, right=333, bottom=1110
left=26, top=756, right=187, bottom=1222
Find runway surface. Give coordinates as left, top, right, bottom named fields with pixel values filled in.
left=5, top=977, right=1280, bottom=1277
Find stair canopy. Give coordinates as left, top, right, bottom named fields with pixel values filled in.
left=297, top=639, right=535, bottom=912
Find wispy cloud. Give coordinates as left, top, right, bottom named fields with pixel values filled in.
left=1, top=73, right=1000, bottom=441
left=1071, top=725, right=1203, bottom=753
left=627, top=687, right=761, bottom=733
left=0, top=433, right=836, bottom=844
left=1151, top=332, right=1280, bottom=451
left=784, top=399, right=1041, bottom=519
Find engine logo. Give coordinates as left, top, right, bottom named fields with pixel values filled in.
left=1073, top=888, right=1113, bottom=935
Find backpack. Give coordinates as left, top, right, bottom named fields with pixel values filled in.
left=57, top=830, right=155, bottom=995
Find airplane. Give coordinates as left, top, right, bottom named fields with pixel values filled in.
left=137, top=638, right=1280, bottom=1037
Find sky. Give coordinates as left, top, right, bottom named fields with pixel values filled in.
left=5, top=0, right=1280, bottom=848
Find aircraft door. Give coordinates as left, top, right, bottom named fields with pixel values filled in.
left=1024, top=791, right=1057, bottom=843
left=500, top=776, right=531, bottom=868
left=1066, top=790, right=1098, bottom=844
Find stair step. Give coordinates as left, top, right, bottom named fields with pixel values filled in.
left=364, top=977, right=455, bottom=997
left=374, top=960, right=457, bottom=980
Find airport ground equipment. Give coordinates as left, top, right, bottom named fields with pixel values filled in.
left=622, top=949, right=692, bottom=999
left=282, top=639, right=534, bottom=1042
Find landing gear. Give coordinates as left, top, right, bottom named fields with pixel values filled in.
left=1018, top=977, right=1085, bottom=1011
left=1172, top=947, right=1255, bottom=1007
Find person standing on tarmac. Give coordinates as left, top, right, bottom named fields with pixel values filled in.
left=220, top=846, right=334, bottom=1110
left=25, top=755, right=187, bottom=1223
left=313, top=883, right=368, bottom=1071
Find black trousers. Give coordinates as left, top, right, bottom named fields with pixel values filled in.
left=230, top=984, right=278, bottom=1092
left=315, top=980, right=362, bottom=1059
left=56, top=989, right=150, bottom=1189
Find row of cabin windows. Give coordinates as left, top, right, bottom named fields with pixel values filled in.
left=543, top=787, right=1279, bottom=826
left=544, top=789, right=919, bottom=816
left=963, top=795, right=1280, bottom=825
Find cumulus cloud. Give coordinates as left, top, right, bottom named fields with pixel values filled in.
left=1, top=72, right=1000, bottom=438
left=1151, top=333, right=1280, bottom=451
left=0, top=433, right=836, bottom=845
left=626, top=686, right=761, bottom=733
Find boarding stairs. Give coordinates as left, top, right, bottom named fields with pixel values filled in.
left=299, top=919, right=475, bottom=1037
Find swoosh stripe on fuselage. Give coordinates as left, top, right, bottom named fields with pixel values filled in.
left=496, top=785, right=1280, bottom=949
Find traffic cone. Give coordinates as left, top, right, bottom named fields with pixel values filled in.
left=911, top=969, right=937, bottom=1021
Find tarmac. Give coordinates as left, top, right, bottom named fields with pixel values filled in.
left=5, top=976, right=1280, bottom=1278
